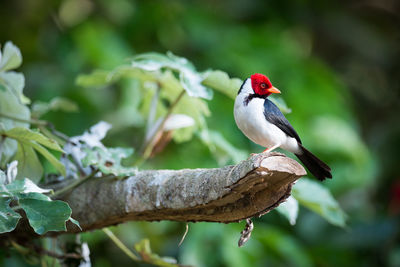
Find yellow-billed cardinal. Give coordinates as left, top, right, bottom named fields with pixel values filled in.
left=234, top=73, right=332, bottom=181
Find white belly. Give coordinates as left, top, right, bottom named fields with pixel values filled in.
left=234, top=94, right=300, bottom=153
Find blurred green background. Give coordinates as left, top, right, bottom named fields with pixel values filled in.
left=1, top=0, right=399, bottom=266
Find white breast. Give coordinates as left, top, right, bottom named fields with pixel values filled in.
left=233, top=79, right=300, bottom=153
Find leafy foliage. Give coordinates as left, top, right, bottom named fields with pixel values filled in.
left=1, top=127, right=66, bottom=178
left=131, top=52, right=213, bottom=99
left=0, top=165, right=79, bottom=234
left=0, top=42, right=22, bottom=72
left=292, top=178, right=347, bottom=227
left=82, top=146, right=136, bottom=176
left=77, top=54, right=249, bottom=164
left=0, top=198, right=21, bottom=233
left=0, top=42, right=30, bottom=166
left=61, top=121, right=137, bottom=178
left=276, top=196, right=299, bottom=225
left=0, top=42, right=81, bottom=238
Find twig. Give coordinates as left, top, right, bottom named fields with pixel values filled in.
left=51, top=170, right=97, bottom=198
left=102, top=228, right=140, bottom=262
left=33, top=246, right=82, bottom=260
left=145, top=85, right=160, bottom=135
left=0, top=112, right=48, bottom=126
left=238, top=219, right=254, bottom=247
left=139, top=89, right=186, bottom=164
left=0, top=112, right=72, bottom=145
left=68, top=153, right=87, bottom=177
left=46, top=123, right=73, bottom=144
left=178, top=223, right=189, bottom=247
left=11, top=241, right=82, bottom=260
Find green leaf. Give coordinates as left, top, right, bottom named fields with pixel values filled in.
left=276, top=196, right=299, bottom=225
left=5, top=178, right=51, bottom=195
left=0, top=198, right=21, bottom=233
left=76, top=69, right=113, bottom=87
left=6, top=160, right=18, bottom=184
left=69, top=217, right=82, bottom=230
left=82, top=146, right=137, bottom=176
left=134, top=239, right=180, bottom=267
left=48, top=97, right=79, bottom=112
left=2, top=128, right=66, bottom=176
left=157, top=70, right=210, bottom=142
left=0, top=71, right=29, bottom=104
left=0, top=41, right=22, bottom=71
left=131, top=52, right=195, bottom=72
left=292, top=178, right=346, bottom=227
left=0, top=175, right=76, bottom=235
left=28, top=142, right=66, bottom=176
left=61, top=121, right=112, bottom=179
left=31, top=97, right=79, bottom=118
left=4, top=127, right=64, bottom=152
left=131, top=52, right=212, bottom=99
left=14, top=142, right=43, bottom=183
left=202, top=70, right=243, bottom=99
left=18, top=198, right=72, bottom=234
left=0, top=90, right=30, bottom=164
left=269, top=96, right=292, bottom=114
left=76, top=66, right=155, bottom=87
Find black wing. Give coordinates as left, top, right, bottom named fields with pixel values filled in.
left=263, top=99, right=302, bottom=144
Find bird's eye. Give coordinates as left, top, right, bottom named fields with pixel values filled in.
left=260, top=83, right=266, bottom=89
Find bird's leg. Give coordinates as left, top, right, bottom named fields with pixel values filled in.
left=251, top=147, right=269, bottom=156
left=250, top=144, right=280, bottom=166
left=262, top=144, right=280, bottom=154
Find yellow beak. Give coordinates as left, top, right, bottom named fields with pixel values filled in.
left=268, top=87, right=281, bottom=94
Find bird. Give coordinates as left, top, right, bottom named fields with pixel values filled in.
left=234, top=73, right=332, bottom=181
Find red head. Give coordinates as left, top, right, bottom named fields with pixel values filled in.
left=250, top=73, right=281, bottom=96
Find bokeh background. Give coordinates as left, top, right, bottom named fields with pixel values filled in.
left=1, top=0, right=400, bottom=266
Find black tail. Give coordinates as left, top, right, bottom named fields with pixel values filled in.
left=295, top=144, right=332, bottom=181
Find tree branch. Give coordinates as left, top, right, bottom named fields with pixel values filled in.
left=4, top=153, right=306, bottom=239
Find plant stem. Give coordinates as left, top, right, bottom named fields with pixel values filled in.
left=0, top=112, right=48, bottom=126
left=11, top=240, right=81, bottom=260
left=51, top=170, right=97, bottom=198
left=0, top=112, right=70, bottom=143
left=102, top=228, right=140, bottom=262
left=138, top=89, right=185, bottom=165
left=146, top=86, right=160, bottom=135
left=178, top=223, right=189, bottom=246
left=46, top=123, right=72, bottom=143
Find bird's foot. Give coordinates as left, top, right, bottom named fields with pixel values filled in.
left=262, top=147, right=270, bottom=153
left=261, top=144, right=280, bottom=155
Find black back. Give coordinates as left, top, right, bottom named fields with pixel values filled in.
left=263, top=99, right=302, bottom=144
